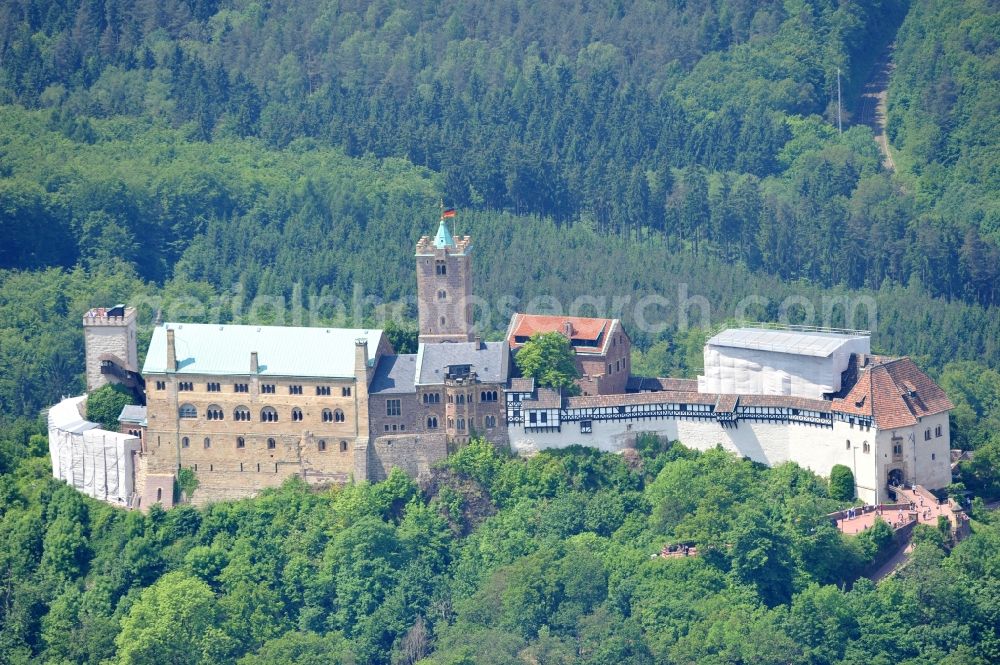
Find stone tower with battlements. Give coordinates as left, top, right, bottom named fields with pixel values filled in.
left=416, top=217, right=475, bottom=344
left=83, top=305, right=138, bottom=392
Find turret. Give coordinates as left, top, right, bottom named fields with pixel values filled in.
left=83, top=305, right=138, bottom=392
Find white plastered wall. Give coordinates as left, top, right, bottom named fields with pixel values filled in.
left=510, top=414, right=887, bottom=503
left=873, top=411, right=952, bottom=494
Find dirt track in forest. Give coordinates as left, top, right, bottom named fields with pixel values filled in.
left=855, top=46, right=896, bottom=172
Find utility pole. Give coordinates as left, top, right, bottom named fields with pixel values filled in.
left=837, top=67, right=843, bottom=134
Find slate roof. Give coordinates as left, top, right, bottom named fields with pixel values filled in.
left=370, top=354, right=418, bottom=394
left=832, top=356, right=953, bottom=429
left=415, top=341, right=510, bottom=385
left=143, top=323, right=383, bottom=378
left=626, top=376, right=699, bottom=392
left=118, top=405, right=147, bottom=424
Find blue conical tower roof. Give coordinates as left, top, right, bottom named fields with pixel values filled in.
left=433, top=218, right=456, bottom=249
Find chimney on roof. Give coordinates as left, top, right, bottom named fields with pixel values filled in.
left=250, top=351, right=259, bottom=373
left=563, top=321, right=574, bottom=338
left=166, top=328, right=177, bottom=371
left=474, top=334, right=482, bottom=349
left=355, top=338, right=370, bottom=385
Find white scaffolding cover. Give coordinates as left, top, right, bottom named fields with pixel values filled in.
left=48, top=396, right=140, bottom=505
left=698, top=328, right=870, bottom=399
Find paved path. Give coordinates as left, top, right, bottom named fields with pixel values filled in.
left=855, top=46, right=896, bottom=171
left=836, top=486, right=958, bottom=581
left=870, top=535, right=913, bottom=582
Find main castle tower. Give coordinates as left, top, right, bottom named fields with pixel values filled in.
left=415, top=216, right=474, bottom=344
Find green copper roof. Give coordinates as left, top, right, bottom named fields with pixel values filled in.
left=142, top=323, right=384, bottom=378
left=433, top=219, right=456, bottom=248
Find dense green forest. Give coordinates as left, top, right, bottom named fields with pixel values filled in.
left=2, top=107, right=1000, bottom=422
left=2, top=436, right=999, bottom=664
left=0, top=0, right=998, bottom=304
left=2, top=0, right=1000, bottom=662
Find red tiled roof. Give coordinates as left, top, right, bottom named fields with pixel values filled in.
left=566, top=390, right=716, bottom=409
left=740, top=394, right=832, bottom=411
left=512, top=355, right=950, bottom=429
left=832, top=356, right=952, bottom=429
left=509, top=377, right=535, bottom=393
left=506, top=313, right=623, bottom=354
left=715, top=394, right=739, bottom=413
left=524, top=387, right=563, bottom=408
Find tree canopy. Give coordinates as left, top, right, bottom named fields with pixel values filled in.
left=86, top=383, right=134, bottom=431
left=0, top=433, right=998, bottom=663
left=514, top=332, right=581, bottom=395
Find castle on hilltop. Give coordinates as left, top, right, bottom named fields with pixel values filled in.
left=49, top=216, right=954, bottom=508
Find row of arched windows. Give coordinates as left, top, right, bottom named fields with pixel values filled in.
left=446, top=390, right=499, bottom=404
left=185, top=436, right=349, bottom=452
left=178, top=404, right=346, bottom=423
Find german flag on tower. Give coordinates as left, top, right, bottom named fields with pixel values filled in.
left=441, top=207, right=456, bottom=219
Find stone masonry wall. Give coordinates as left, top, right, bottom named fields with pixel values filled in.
left=363, top=433, right=448, bottom=482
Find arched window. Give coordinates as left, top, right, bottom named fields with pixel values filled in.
left=322, top=408, right=334, bottom=423
left=862, top=441, right=870, bottom=453
left=181, top=436, right=190, bottom=448
left=234, top=406, right=251, bottom=422
left=267, top=438, right=276, bottom=450
left=156, top=488, right=162, bottom=501
left=486, top=415, right=496, bottom=428
left=427, top=416, right=438, bottom=429
left=340, top=440, right=348, bottom=452
left=206, top=404, right=224, bottom=420
left=434, top=393, right=440, bottom=403
left=261, top=407, right=278, bottom=423
left=204, top=437, right=211, bottom=449
left=292, top=407, right=303, bottom=422
left=334, top=409, right=345, bottom=423
left=457, top=418, right=466, bottom=431
left=318, top=440, right=327, bottom=451
left=179, top=404, right=197, bottom=419
left=236, top=437, right=245, bottom=449
left=440, top=316, right=446, bottom=326
left=457, top=394, right=465, bottom=404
